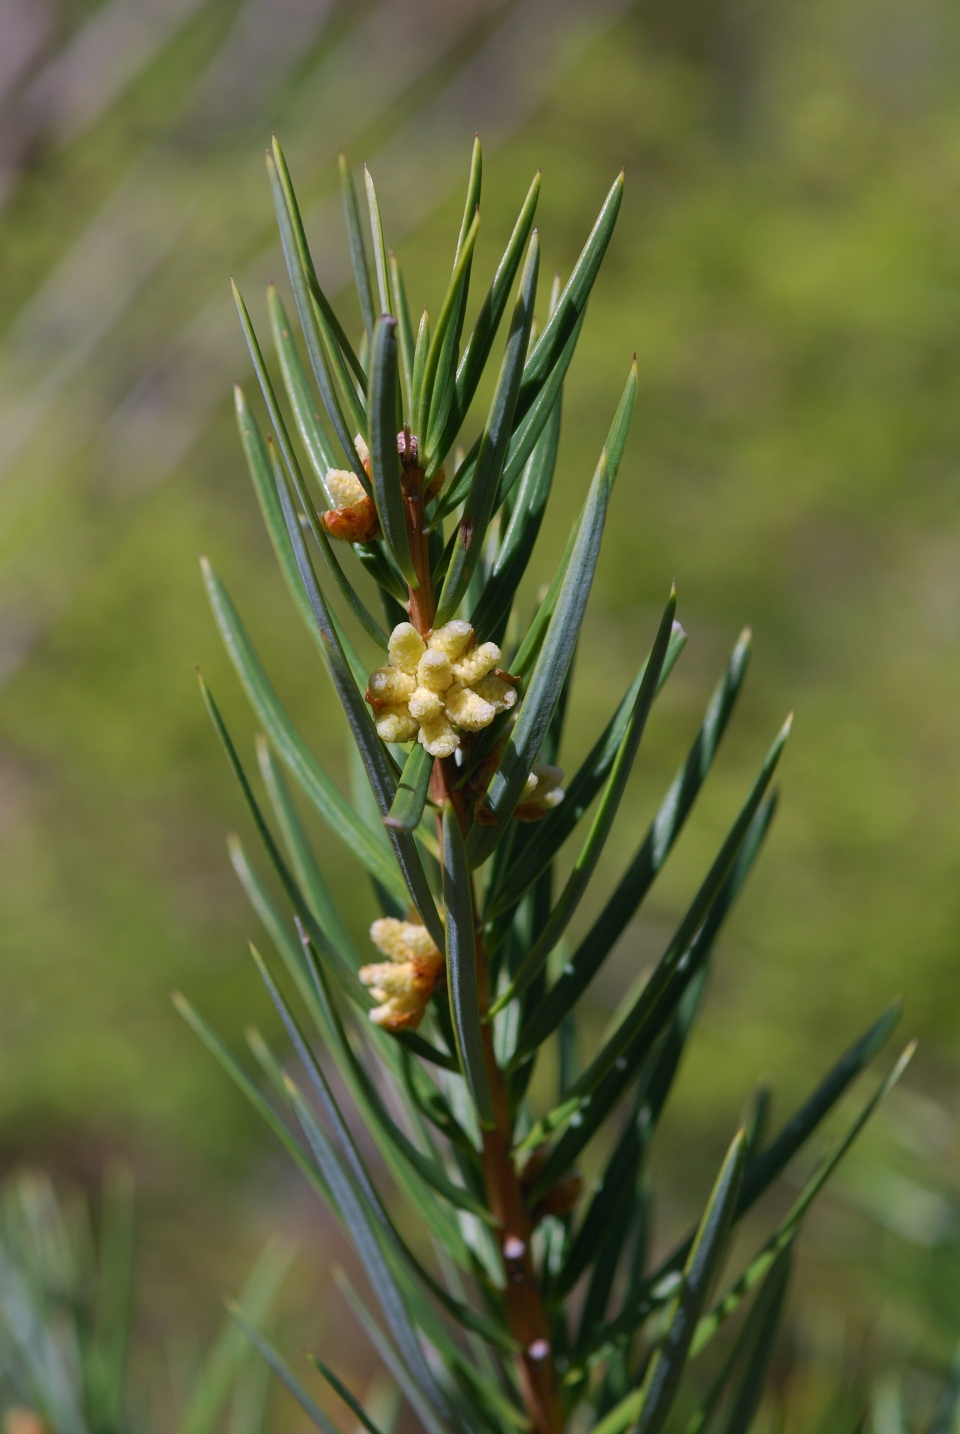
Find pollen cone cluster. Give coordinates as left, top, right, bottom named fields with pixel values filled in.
left=359, top=918, right=443, bottom=1030
left=367, top=621, right=517, bottom=757
left=515, top=763, right=566, bottom=821
left=475, top=760, right=566, bottom=825
left=321, top=436, right=380, bottom=543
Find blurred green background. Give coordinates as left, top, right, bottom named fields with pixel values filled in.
left=0, top=0, right=959, bottom=1413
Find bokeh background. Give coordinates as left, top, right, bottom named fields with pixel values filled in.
left=1, top=0, right=959, bottom=1421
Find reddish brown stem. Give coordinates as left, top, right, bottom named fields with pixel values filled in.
left=404, top=441, right=562, bottom=1434
left=400, top=430, right=434, bottom=636
left=474, top=926, right=566, bottom=1434
left=431, top=759, right=563, bottom=1434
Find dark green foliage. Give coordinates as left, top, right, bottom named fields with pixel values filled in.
left=186, top=137, right=915, bottom=1434
left=434, top=230, right=539, bottom=624
left=442, top=803, right=494, bottom=1128
left=629, top=1130, right=748, bottom=1434
left=491, top=588, right=677, bottom=1010
left=385, top=744, right=434, bottom=834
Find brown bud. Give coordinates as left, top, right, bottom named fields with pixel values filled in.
left=513, top=801, right=551, bottom=823
left=520, top=1145, right=583, bottom=1224
left=321, top=496, right=380, bottom=543
left=534, top=1170, right=583, bottom=1221
left=519, top=1145, right=550, bottom=1192
left=398, top=427, right=420, bottom=470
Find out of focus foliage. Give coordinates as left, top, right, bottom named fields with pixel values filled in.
left=0, top=1165, right=291, bottom=1434
left=0, top=0, right=959, bottom=1412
